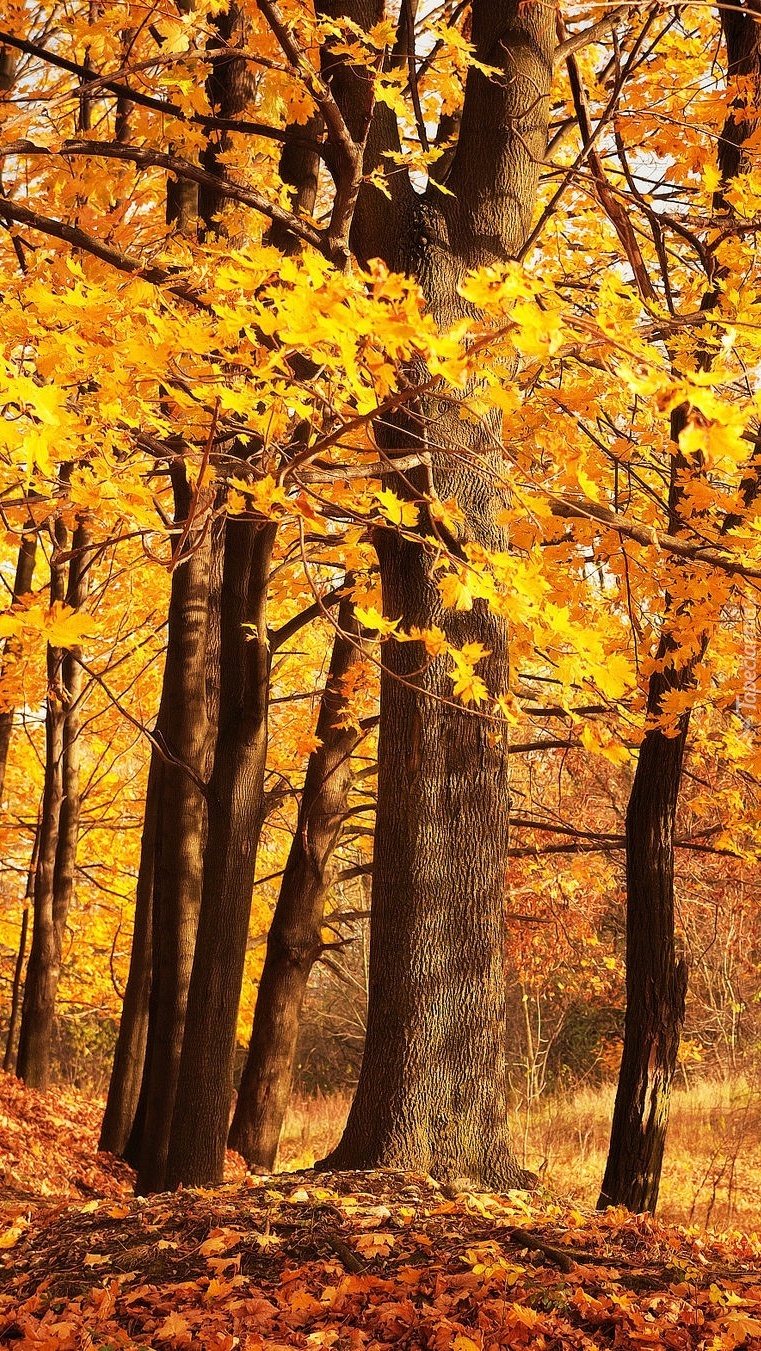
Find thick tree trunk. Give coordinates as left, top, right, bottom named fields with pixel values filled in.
left=164, top=519, right=277, bottom=1190
left=320, top=0, right=555, bottom=1187
left=17, top=516, right=90, bottom=1089
left=133, top=475, right=219, bottom=1193
left=229, top=599, right=364, bottom=1170
left=599, top=2, right=761, bottom=1213
left=0, top=527, right=37, bottom=804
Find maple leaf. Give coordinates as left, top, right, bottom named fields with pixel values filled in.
left=156, top=1310, right=193, bottom=1344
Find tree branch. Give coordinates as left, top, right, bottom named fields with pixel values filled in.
left=553, top=5, right=632, bottom=68
left=0, top=194, right=207, bottom=304
left=1, top=139, right=326, bottom=251
left=549, top=493, right=761, bottom=580
left=0, top=31, right=323, bottom=153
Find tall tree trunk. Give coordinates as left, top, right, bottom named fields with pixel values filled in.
left=0, top=526, right=37, bottom=803
left=319, top=0, right=555, bottom=1187
left=599, top=0, right=761, bottom=1212
left=99, top=753, right=160, bottom=1155
left=598, top=662, right=690, bottom=1212
left=229, top=599, right=364, bottom=1170
left=3, top=820, right=39, bottom=1073
left=132, top=474, right=219, bottom=1192
left=164, top=518, right=276, bottom=1190
left=17, top=514, right=90, bottom=1089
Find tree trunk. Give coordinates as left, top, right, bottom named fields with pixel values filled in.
left=99, top=752, right=160, bottom=1156
left=164, top=518, right=276, bottom=1190
left=0, top=526, right=37, bottom=803
left=132, top=473, right=219, bottom=1193
left=598, top=673, right=689, bottom=1212
left=17, top=514, right=90, bottom=1089
left=319, top=0, right=555, bottom=1187
left=229, top=598, right=364, bottom=1170
left=3, top=821, right=38, bottom=1073
left=599, top=2, right=761, bottom=1212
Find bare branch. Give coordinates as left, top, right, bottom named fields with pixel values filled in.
left=553, top=5, right=632, bottom=68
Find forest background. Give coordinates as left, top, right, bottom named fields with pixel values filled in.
left=1, top=0, right=761, bottom=1240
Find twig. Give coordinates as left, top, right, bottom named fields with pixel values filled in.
left=324, top=1234, right=367, bottom=1274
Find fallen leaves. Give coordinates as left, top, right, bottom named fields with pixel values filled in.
left=2, top=1165, right=761, bottom=1351
left=2, top=1077, right=761, bottom=1351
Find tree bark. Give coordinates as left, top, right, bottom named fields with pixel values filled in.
left=3, top=821, right=38, bottom=1073
left=164, top=518, right=277, bottom=1190
left=229, top=598, right=364, bottom=1170
left=598, top=1, right=761, bottom=1213
left=597, top=666, right=690, bottom=1212
left=17, top=515, right=90, bottom=1089
left=132, top=473, right=219, bottom=1193
left=0, top=526, right=37, bottom=804
left=99, top=752, right=160, bottom=1156
left=319, top=0, right=555, bottom=1187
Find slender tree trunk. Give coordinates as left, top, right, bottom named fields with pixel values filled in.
left=599, top=1, right=761, bottom=1212
left=0, top=527, right=37, bottom=803
left=164, top=519, right=276, bottom=1190
left=3, top=821, right=39, bottom=1073
left=17, top=514, right=90, bottom=1089
left=99, top=753, right=160, bottom=1155
left=229, top=599, right=364, bottom=1169
left=319, top=0, right=555, bottom=1187
left=598, top=674, right=689, bottom=1211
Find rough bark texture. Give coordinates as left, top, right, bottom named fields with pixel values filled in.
left=597, top=663, right=690, bottom=1212
left=228, top=599, right=364, bottom=1169
left=599, top=1, right=761, bottom=1214
left=133, top=473, right=219, bottom=1193
left=319, top=0, right=555, bottom=1187
left=164, top=519, right=277, bottom=1190
left=17, top=516, right=90, bottom=1090
left=0, top=527, right=37, bottom=803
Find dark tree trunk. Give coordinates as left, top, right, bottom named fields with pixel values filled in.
left=99, top=753, right=160, bottom=1156
left=229, top=599, right=364, bottom=1170
left=598, top=673, right=690, bottom=1212
left=319, top=0, right=555, bottom=1187
left=3, top=822, right=38, bottom=1073
left=133, top=475, right=219, bottom=1193
left=0, top=527, right=37, bottom=803
left=17, top=515, right=90, bottom=1090
left=164, top=519, right=277, bottom=1190
left=599, top=1, right=761, bottom=1213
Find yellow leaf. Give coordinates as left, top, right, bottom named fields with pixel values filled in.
left=375, top=487, right=419, bottom=528
left=199, top=1228, right=242, bottom=1256
left=439, top=573, right=473, bottom=611
left=355, top=604, right=400, bottom=635
left=0, top=1219, right=27, bottom=1249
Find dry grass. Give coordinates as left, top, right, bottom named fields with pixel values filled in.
left=278, top=1076, right=761, bottom=1233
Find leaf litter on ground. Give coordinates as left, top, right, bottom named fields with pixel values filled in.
left=1, top=1075, right=761, bottom=1350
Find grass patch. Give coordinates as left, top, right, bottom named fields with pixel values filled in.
left=278, top=1076, right=761, bottom=1231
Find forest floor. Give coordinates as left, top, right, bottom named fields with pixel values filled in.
left=2, top=1075, right=761, bottom=1350
left=281, top=1080, right=761, bottom=1234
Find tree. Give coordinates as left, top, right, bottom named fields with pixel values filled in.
left=229, top=596, right=367, bottom=1170
left=17, top=507, right=91, bottom=1089
left=4, top=0, right=761, bottom=1199
left=599, top=0, right=761, bottom=1212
